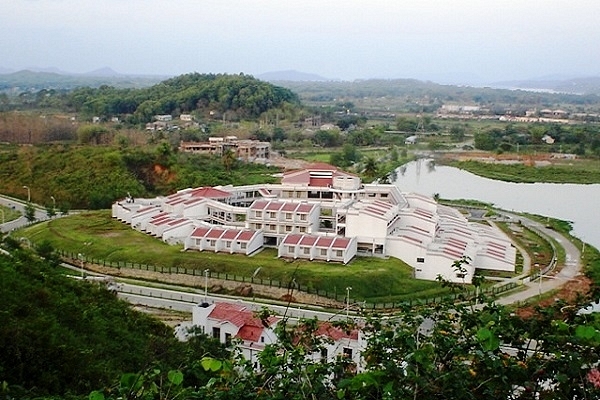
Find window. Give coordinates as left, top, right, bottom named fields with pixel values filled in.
left=225, top=333, right=232, bottom=345
left=269, top=224, right=276, bottom=231
left=209, top=240, right=216, bottom=247
left=240, top=243, right=247, bottom=249
left=288, top=246, right=295, bottom=253
left=285, top=225, right=292, bottom=232
left=299, top=227, right=306, bottom=233
left=343, top=347, right=353, bottom=359
left=225, top=241, right=231, bottom=248
left=320, top=249, right=327, bottom=256
left=260, top=336, right=265, bottom=343
left=212, top=327, right=221, bottom=340
left=417, top=257, right=425, bottom=263
left=303, top=247, right=310, bottom=255
left=336, top=250, right=343, bottom=257
left=255, top=211, right=262, bottom=218
left=285, top=213, right=292, bottom=220
left=300, top=214, right=307, bottom=221
left=269, top=212, right=276, bottom=219
left=321, top=348, right=328, bottom=363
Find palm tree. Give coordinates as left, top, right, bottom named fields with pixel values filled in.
left=222, top=149, right=237, bottom=173
left=363, top=157, right=378, bottom=180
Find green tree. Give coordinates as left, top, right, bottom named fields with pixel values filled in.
left=222, top=149, right=237, bottom=173
left=362, top=157, right=378, bottom=180
left=24, top=202, right=36, bottom=222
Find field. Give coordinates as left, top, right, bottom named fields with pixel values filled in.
left=21, top=211, right=451, bottom=303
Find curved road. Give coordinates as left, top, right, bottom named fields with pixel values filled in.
left=494, top=212, right=582, bottom=305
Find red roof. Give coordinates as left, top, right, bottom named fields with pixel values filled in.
left=296, top=204, right=313, bottom=213
left=190, top=227, right=210, bottom=237
left=237, top=230, right=256, bottom=242
left=315, top=237, right=334, bottom=248
left=250, top=200, right=269, bottom=210
left=316, top=322, right=359, bottom=341
left=282, top=234, right=303, bottom=245
left=266, top=201, right=283, bottom=211
left=331, top=237, right=351, bottom=249
left=206, top=228, right=226, bottom=239
left=281, top=203, right=298, bottom=212
left=208, top=303, right=279, bottom=339
left=299, top=235, right=318, bottom=246
left=190, top=187, right=231, bottom=199
left=221, top=230, right=239, bottom=240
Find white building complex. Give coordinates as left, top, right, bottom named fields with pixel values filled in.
left=112, top=163, right=516, bottom=283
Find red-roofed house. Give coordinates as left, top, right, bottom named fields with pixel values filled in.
left=193, top=302, right=279, bottom=366
left=278, top=233, right=357, bottom=264
left=184, top=227, right=263, bottom=255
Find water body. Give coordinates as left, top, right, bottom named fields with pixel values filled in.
left=392, top=160, right=600, bottom=250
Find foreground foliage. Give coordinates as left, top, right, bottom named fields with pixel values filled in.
left=2, top=238, right=600, bottom=399
left=0, top=243, right=227, bottom=399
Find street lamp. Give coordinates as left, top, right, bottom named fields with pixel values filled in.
left=204, top=269, right=210, bottom=302
left=23, top=186, right=30, bottom=202
left=346, top=286, right=352, bottom=320
left=78, top=253, right=85, bottom=278
left=50, top=196, right=56, bottom=208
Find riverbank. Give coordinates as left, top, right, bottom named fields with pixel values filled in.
left=437, top=152, right=600, bottom=184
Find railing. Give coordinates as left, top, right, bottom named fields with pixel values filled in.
left=57, top=249, right=518, bottom=311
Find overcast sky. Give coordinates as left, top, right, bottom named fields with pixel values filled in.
left=2, top=0, right=599, bottom=84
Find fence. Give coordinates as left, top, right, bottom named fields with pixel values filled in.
left=58, top=249, right=519, bottom=311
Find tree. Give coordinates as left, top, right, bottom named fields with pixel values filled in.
left=362, top=157, right=378, bottom=180
left=222, top=149, right=237, bottom=173
left=24, top=202, right=36, bottom=222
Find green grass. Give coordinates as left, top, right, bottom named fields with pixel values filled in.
left=445, top=159, right=600, bottom=184
left=20, top=211, right=450, bottom=303
left=0, top=204, right=21, bottom=223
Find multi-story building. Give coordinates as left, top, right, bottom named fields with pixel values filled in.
left=112, top=163, right=516, bottom=283
left=179, top=136, right=270, bottom=161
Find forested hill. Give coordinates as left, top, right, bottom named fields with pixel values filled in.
left=67, top=73, right=300, bottom=123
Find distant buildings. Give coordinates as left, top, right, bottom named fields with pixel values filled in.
left=113, top=163, right=516, bottom=284
left=179, top=136, right=270, bottom=161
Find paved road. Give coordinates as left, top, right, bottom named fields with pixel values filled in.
left=0, top=194, right=50, bottom=233
left=494, top=212, right=582, bottom=305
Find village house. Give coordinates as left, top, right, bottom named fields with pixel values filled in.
left=191, top=301, right=366, bottom=370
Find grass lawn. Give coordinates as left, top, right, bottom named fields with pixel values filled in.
left=0, top=204, right=21, bottom=223
left=21, top=211, right=451, bottom=303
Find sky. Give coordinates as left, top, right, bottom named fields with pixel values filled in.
left=2, top=0, right=600, bottom=84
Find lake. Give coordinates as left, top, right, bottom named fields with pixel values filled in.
left=392, top=160, right=600, bottom=250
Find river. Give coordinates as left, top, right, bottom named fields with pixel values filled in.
left=392, top=159, right=600, bottom=250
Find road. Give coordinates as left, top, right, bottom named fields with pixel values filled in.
left=494, top=212, right=582, bottom=305
left=0, top=194, right=50, bottom=233
left=116, top=282, right=355, bottom=323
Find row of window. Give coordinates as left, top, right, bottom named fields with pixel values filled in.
left=250, top=223, right=308, bottom=234
left=195, top=238, right=247, bottom=249
left=253, top=211, right=308, bottom=221
left=286, top=246, right=344, bottom=258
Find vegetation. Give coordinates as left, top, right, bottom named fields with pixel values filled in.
left=2, top=240, right=600, bottom=399
left=0, top=144, right=279, bottom=209
left=0, top=244, right=227, bottom=399
left=20, top=211, right=449, bottom=303
left=445, top=159, right=600, bottom=184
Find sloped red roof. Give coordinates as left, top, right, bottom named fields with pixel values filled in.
left=206, top=228, right=226, bottom=239
left=316, top=322, right=359, bottom=341
left=208, top=303, right=279, bottom=336
left=331, top=237, right=351, bottom=250
left=237, top=230, right=257, bottom=242
left=315, top=237, right=334, bottom=248
left=190, top=227, right=210, bottom=237
left=190, top=187, right=231, bottom=199
left=282, top=234, right=303, bottom=245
